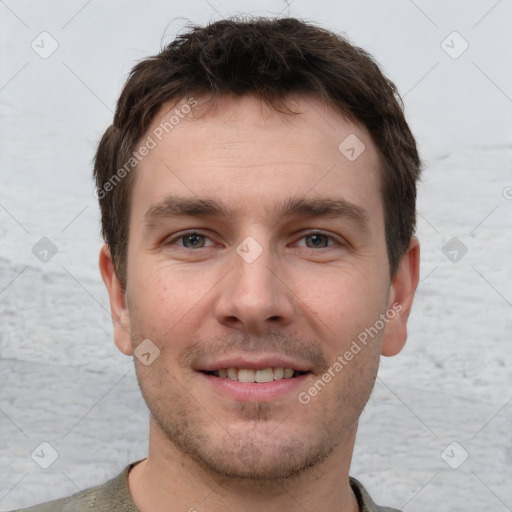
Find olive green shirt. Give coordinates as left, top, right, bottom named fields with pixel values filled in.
left=12, top=462, right=402, bottom=512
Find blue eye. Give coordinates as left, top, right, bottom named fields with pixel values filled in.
left=180, top=233, right=206, bottom=248
left=304, top=233, right=332, bottom=248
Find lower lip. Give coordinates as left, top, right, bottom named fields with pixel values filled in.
left=199, top=372, right=310, bottom=401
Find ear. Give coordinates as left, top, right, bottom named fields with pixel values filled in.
left=381, top=237, right=420, bottom=357
left=99, top=244, right=133, bottom=356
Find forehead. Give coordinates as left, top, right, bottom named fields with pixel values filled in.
left=130, top=94, right=383, bottom=226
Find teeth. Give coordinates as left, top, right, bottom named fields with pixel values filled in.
left=214, top=367, right=301, bottom=382
left=255, top=368, right=274, bottom=383
left=238, top=369, right=255, bottom=382
left=273, top=367, right=284, bottom=380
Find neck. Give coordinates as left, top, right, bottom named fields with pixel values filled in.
left=128, top=418, right=360, bottom=512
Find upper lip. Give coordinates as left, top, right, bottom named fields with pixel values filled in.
left=195, top=353, right=312, bottom=372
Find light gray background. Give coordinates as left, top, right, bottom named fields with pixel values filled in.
left=1, top=1, right=511, bottom=511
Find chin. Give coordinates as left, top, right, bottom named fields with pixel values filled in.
left=158, top=415, right=339, bottom=482
left=189, top=438, right=334, bottom=481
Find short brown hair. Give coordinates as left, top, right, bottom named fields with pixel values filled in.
left=94, top=16, right=421, bottom=287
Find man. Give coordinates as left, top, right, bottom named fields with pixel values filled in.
left=18, top=16, right=421, bottom=512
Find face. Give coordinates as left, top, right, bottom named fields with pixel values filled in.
left=101, top=94, right=419, bottom=481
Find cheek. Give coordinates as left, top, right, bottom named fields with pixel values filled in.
left=294, top=266, right=388, bottom=353
left=127, top=261, right=216, bottom=338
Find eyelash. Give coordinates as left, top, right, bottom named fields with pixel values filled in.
left=165, top=231, right=216, bottom=249
left=164, top=230, right=342, bottom=250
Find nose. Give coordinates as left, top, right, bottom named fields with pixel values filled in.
left=213, top=242, right=295, bottom=335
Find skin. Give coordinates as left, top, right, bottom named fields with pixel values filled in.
left=100, top=94, right=420, bottom=512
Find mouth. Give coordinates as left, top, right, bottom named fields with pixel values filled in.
left=198, top=361, right=312, bottom=401
left=202, top=367, right=309, bottom=383
left=195, top=354, right=315, bottom=401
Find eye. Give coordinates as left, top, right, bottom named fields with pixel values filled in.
left=165, top=232, right=213, bottom=249
left=182, top=233, right=206, bottom=248
left=298, top=232, right=338, bottom=249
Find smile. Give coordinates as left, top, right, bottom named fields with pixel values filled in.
left=204, top=367, right=308, bottom=382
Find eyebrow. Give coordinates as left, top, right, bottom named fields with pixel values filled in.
left=273, top=196, right=370, bottom=231
left=145, top=197, right=232, bottom=223
left=144, top=195, right=370, bottom=232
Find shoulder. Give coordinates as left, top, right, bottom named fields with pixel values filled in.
left=9, top=464, right=139, bottom=512
left=9, top=484, right=102, bottom=512
left=349, top=476, right=404, bottom=512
